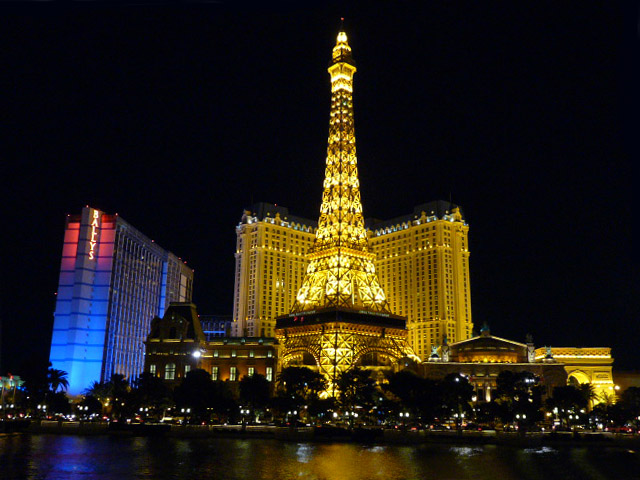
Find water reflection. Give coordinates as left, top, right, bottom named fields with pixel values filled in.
left=523, top=446, right=557, bottom=454
left=0, top=434, right=638, bottom=480
left=295, top=443, right=314, bottom=463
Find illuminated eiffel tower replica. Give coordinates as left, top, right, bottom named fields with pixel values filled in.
left=275, top=29, right=418, bottom=396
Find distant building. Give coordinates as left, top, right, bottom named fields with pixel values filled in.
left=422, top=327, right=568, bottom=400
left=199, top=314, right=233, bottom=340
left=422, top=327, right=614, bottom=404
left=49, top=206, right=194, bottom=396
left=144, top=303, right=278, bottom=391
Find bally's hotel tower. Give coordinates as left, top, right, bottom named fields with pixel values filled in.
left=49, top=206, right=193, bottom=396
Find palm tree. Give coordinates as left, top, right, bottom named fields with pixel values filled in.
left=108, top=374, right=130, bottom=419
left=47, top=368, right=69, bottom=393
left=84, top=381, right=111, bottom=403
left=83, top=381, right=112, bottom=414
left=578, top=383, right=597, bottom=411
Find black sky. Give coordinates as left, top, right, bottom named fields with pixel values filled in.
left=1, top=2, right=636, bottom=374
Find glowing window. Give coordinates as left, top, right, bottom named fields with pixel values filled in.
left=165, top=363, right=176, bottom=380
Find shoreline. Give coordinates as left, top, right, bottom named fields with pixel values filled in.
left=8, top=421, right=640, bottom=448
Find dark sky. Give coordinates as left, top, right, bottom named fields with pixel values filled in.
left=2, top=2, right=636, bottom=374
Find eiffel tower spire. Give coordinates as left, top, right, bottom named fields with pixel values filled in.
left=291, top=30, right=391, bottom=314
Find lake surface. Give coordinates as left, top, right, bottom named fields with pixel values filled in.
left=1, top=434, right=639, bottom=480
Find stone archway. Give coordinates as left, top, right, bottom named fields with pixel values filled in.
left=567, top=370, right=591, bottom=386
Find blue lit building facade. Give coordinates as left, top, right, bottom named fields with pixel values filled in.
left=49, top=206, right=194, bottom=396
left=199, top=314, right=233, bottom=340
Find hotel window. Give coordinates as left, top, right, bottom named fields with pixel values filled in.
left=149, top=364, right=157, bottom=375
left=266, top=367, right=273, bottom=382
left=230, top=367, right=237, bottom=381
left=213, top=349, right=218, bottom=358
left=267, top=350, right=273, bottom=358
left=248, top=367, right=255, bottom=376
left=232, top=350, right=237, bottom=358
left=165, top=363, right=176, bottom=380
left=249, top=350, right=255, bottom=358
left=184, top=365, right=191, bottom=374
left=211, top=366, right=219, bottom=381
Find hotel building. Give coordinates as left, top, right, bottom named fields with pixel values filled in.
left=49, top=206, right=193, bottom=396
left=231, top=203, right=316, bottom=338
left=231, top=200, right=472, bottom=360
left=368, top=201, right=472, bottom=360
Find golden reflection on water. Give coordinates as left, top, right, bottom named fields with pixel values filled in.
left=249, top=443, right=414, bottom=480
left=2, top=434, right=639, bottom=480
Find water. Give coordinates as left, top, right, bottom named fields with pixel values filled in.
left=1, top=434, right=638, bottom=480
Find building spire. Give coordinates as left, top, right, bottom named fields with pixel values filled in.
left=291, top=29, right=391, bottom=314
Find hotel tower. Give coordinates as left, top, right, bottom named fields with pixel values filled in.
left=49, top=206, right=194, bottom=395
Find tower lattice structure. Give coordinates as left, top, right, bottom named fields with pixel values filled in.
left=276, top=30, right=418, bottom=395
left=291, top=31, right=390, bottom=315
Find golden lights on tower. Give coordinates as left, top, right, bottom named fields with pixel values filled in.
left=291, top=30, right=391, bottom=314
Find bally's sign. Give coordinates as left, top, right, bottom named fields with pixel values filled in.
left=89, top=209, right=100, bottom=260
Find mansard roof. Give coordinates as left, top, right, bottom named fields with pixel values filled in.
left=242, top=202, right=317, bottom=229
left=147, top=302, right=205, bottom=342
left=365, top=200, right=465, bottom=230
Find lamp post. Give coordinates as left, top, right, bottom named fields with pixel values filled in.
left=240, top=407, right=250, bottom=430
left=192, top=349, right=203, bottom=371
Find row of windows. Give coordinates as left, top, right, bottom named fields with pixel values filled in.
left=151, top=363, right=273, bottom=382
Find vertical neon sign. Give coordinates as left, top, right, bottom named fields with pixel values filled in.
left=89, top=209, right=100, bottom=260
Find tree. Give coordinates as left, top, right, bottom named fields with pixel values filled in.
left=277, top=367, right=326, bottom=408
left=129, top=373, right=174, bottom=419
left=48, top=391, right=71, bottom=415
left=546, top=385, right=588, bottom=428
left=494, top=371, right=543, bottom=431
left=578, top=383, right=597, bottom=410
left=108, top=374, right=131, bottom=419
left=174, top=369, right=215, bottom=421
left=83, top=381, right=112, bottom=414
left=620, top=387, right=640, bottom=417
left=439, top=373, right=474, bottom=431
left=307, top=397, right=336, bottom=424
left=239, top=373, right=271, bottom=416
left=336, top=367, right=377, bottom=426
left=173, top=369, right=236, bottom=423
left=603, top=387, right=640, bottom=429
left=47, top=368, right=69, bottom=393
left=385, top=370, right=440, bottom=423
left=78, top=395, right=103, bottom=417
left=20, top=359, right=50, bottom=409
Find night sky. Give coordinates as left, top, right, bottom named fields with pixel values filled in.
left=2, top=3, right=636, bottom=375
